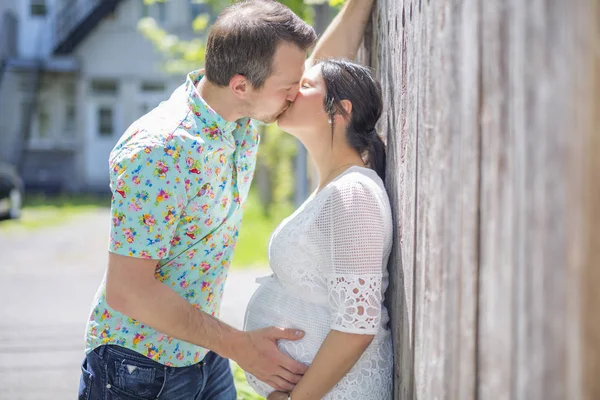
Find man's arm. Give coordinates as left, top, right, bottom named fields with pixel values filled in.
left=104, top=142, right=307, bottom=391
left=306, top=0, right=375, bottom=67
left=105, top=251, right=307, bottom=391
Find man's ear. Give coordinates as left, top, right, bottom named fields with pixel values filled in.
left=229, top=74, right=249, bottom=99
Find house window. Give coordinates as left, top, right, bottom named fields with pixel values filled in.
left=37, top=105, right=50, bottom=138
left=98, top=107, right=114, bottom=137
left=141, top=1, right=150, bottom=18
left=30, top=0, right=47, bottom=17
left=63, top=104, right=76, bottom=137
left=156, top=1, right=167, bottom=23
left=141, top=82, right=166, bottom=93
left=141, top=0, right=168, bottom=24
left=20, top=101, right=31, bottom=133
left=190, top=0, right=210, bottom=21
left=90, top=80, right=119, bottom=96
left=64, top=81, right=76, bottom=98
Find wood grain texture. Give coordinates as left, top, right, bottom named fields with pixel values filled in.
left=360, top=1, right=418, bottom=399
left=578, top=1, right=600, bottom=399
left=364, top=0, right=598, bottom=398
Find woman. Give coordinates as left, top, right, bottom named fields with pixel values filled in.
left=243, top=59, right=393, bottom=400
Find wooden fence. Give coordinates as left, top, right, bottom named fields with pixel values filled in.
left=360, top=1, right=600, bottom=398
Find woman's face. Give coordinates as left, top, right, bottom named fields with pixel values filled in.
left=276, top=64, right=330, bottom=138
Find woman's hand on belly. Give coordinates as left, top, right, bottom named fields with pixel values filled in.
left=267, top=391, right=290, bottom=400
left=288, top=330, right=375, bottom=400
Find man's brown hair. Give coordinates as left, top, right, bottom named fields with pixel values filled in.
left=205, top=0, right=317, bottom=89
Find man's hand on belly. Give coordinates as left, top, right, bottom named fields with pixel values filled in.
left=230, top=327, right=308, bottom=392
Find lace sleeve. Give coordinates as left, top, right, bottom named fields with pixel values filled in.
left=323, top=180, right=386, bottom=334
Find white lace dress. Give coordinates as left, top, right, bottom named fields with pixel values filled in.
left=243, top=166, right=394, bottom=399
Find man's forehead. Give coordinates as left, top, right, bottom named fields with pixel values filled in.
left=270, top=45, right=306, bottom=81
left=269, top=65, right=304, bottom=85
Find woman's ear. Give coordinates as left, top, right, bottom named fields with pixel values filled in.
left=340, top=99, right=352, bottom=120
left=332, top=100, right=352, bottom=124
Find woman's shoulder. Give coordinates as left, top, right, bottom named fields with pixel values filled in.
left=330, top=167, right=386, bottom=197
left=324, top=167, right=391, bottom=213
left=318, top=167, right=393, bottom=240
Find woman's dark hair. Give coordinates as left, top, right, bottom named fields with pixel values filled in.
left=205, top=0, right=317, bottom=89
left=320, top=59, right=386, bottom=181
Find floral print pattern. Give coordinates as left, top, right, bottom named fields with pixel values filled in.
left=85, top=70, right=260, bottom=366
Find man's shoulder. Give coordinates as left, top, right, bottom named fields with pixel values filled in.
left=109, top=119, right=193, bottom=174
left=111, top=97, right=197, bottom=156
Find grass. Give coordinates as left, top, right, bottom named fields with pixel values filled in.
left=0, top=191, right=292, bottom=272
left=231, top=190, right=293, bottom=270
left=0, top=193, right=111, bottom=232
left=233, top=362, right=266, bottom=400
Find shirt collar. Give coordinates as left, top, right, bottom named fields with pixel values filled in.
left=185, top=70, right=238, bottom=136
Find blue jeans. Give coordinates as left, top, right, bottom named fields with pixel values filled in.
left=78, top=345, right=236, bottom=400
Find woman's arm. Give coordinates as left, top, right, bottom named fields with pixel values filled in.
left=306, top=0, right=376, bottom=68
left=290, top=330, right=374, bottom=399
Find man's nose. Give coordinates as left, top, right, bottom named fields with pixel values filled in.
left=287, top=84, right=300, bottom=102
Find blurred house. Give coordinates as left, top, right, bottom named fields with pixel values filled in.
left=0, top=0, right=208, bottom=193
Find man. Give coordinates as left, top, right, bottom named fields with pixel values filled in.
left=79, top=0, right=375, bottom=398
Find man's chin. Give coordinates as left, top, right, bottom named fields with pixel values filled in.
left=254, top=114, right=278, bottom=124
left=253, top=104, right=291, bottom=124
left=265, top=117, right=279, bottom=124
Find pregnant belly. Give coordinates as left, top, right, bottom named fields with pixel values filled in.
left=243, top=278, right=331, bottom=364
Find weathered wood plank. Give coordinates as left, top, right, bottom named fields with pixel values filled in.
left=477, top=0, right=515, bottom=398
left=580, top=8, right=600, bottom=394
left=364, top=0, right=418, bottom=399
left=415, top=1, right=446, bottom=398
left=370, top=1, right=481, bottom=399
left=382, top=0, right=418, bottom=398
left=512, top=0, right=572, bottom=397
left=449, top=1, right=479, bottom=399
left=412, top=2, right=480, bottom=399
left=574, top=2, right=600, bottom=400
left=412, top=0, right=433, bottom=397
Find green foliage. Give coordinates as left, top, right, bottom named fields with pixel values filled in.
left=137, top=14, right=208, bottom=74
left=138, top=0, right=346, bottom=73
left=0, top=194, right=111, bottom=232
left=256, top=124, right=298, bottom=217
left=231, top=188, right=293, bottom=269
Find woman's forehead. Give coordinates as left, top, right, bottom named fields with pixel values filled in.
left=303, top=64, right=323, bottom=82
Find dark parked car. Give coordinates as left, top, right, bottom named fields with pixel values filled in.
left=0, top=162, right=23, bottom=219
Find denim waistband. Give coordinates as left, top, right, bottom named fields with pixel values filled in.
left=95, top=344, right=207, bottom=368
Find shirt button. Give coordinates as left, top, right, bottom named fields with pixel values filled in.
left=106, top=384, right=111, bottom=389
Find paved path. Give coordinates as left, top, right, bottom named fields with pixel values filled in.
left=0, top=209, right=268, bottom=399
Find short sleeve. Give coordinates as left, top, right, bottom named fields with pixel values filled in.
left=108, top=143, right=187, bottom=260
left=324, top=181, right=385, bottom=334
